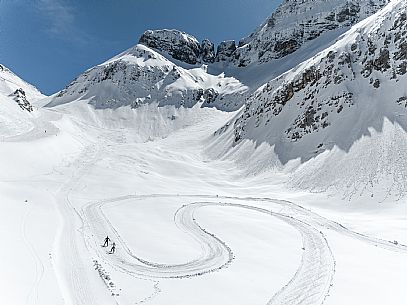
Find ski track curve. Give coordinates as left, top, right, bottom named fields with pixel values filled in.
left=48, top=117, right=407, bottom=305
left=81, top=194, right=407, bottom=305
left=82, top=197, right=336, bottom=305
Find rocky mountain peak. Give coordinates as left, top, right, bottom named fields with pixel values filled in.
left=138, top=1, right=389, bottom=70
left=139, top=29, right=216, bottom=64
left=49, top=44, right=249, bottom=111
left=216, top=41, right=237, bottom=62
left=225, top=0, right=407, bottom=163
left=230, top=0, right=390, bottom=67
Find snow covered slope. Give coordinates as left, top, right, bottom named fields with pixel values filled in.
left=213, top=0, right=407, bottom=200
left=0, top=64, right=44, bottom=102
left=231, top=0, right=389, bottom=67
left=47, top=44, right=248, bottom=112
left=0, top=64, right=45, bottom=137
left=47, top=0, right=389, bottom=116
left=139, top=1, right=388, bottom=68
left=138, top=1, right=389, bottom=91
left=5, top=1, right=407, bottom=305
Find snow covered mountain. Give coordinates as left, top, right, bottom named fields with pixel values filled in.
left=0, top=64, right=44, bottom=102
left=44, top=0, right=407, bottom=199
left=137, top=0, right=389, bottom=92
left=139, top=30, right=216, bottom=64
left=139, top=0, right=388, bottom=68
left=47, top=0, right=389, bottom=118
left=229, top=0, right=389, bottom=67
left=0, top=64, right=45, bottom=137
left=213, top=0, right=407, bottom=200
left=47, top=44, right=248, bottom=111
left=5, top=2, right=407, bottom=305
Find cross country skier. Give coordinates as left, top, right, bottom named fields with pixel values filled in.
left=103, top=236, right=110, bottom=247
left=110, top=242, right=116, bottom=254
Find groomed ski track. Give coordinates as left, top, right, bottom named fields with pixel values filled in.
left=83, top=196, right=336, bottom=305
left=51, top=139, right=407, bottom=305
left=79, top=193, right=407, bottom=305
left=44, top=111, right=407, bottom=305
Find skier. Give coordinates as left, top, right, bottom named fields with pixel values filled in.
left=110, top=242, right=116, bottom=254
left=103, top=236, right=110, bottom=247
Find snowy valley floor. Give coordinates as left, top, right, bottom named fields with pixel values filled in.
left=1, top=106, right=407, bottom=305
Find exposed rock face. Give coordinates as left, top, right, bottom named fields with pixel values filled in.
left=10, top=88, right=33, bottom=112
left=139, top=1, right=388, bottom=68
left=232, top=0, right=388, bottom=66
left=215, top=41, right=237, bottom=62
left=200, top=39, right=215, bottom=63
left=223, top=0, right=407, bottom=161
left=139, top=29, right=216, bottom=65
left=230, top=0, right=389, bottom=67
left=49, top=44, right=248, bottom=111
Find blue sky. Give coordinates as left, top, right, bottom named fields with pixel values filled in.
left=0, top=0, right=281, bottom=95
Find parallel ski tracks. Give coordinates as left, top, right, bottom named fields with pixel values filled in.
left=82, top=196, right=336, bottom=305
left=81, top=194, right=407, bottom=305
left=52, top=134, right=407, bottom=305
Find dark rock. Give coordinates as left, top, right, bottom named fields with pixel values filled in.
left=139, top=29, right=202, bottom=65
left=201, top=39, right=215, bottom=63
left=216, top=40, right=237, bottom=62
left=11, top=88, right=33, bottom=112
left=139, top=29, right=217, bottom=65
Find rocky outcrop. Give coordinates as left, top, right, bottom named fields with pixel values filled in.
left=49, top=44, right=248, bottom=111
left=215, top=40, right=237, bottom=62
left=200, top=39, right=215, bottom=63
left=139, top=29, right=216, bottom=64
left=138, top=1, right=388, bottom=68
left=230, top=0, right=389, bottom=67
left=223, top=0, right=407, bottom=160
left=0, top=64, right=44, bottom=102
left=10, top=88, right=34, bottom=112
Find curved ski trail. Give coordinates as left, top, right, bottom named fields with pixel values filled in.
left=83, top=198, right=336, bottom=305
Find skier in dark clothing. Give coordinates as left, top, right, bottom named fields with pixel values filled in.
left=110, top=242, right=116, bottom=254
left=103, top=236, right=110, bottom=247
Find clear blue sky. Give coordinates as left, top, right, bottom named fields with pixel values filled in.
left=0, top=0, right=281, bottom=95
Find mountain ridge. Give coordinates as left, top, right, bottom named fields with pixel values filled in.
left=138, top=0, right=389, bottom=68
left=209, top=0, right=407, bottom=200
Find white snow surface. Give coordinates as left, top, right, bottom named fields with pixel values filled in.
left=2, top=94, right=407, bottom=305
left=216, top=0, right=407, bottom=200
left=47, top=44, right=248, bottom=111
left=0, top=64, right=46, bottom=138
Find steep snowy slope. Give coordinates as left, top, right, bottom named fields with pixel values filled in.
left=213, top=0, right=407, bottom=201
left=139, top=0, right=388, bottom=67
left=231, top=0, right=388, bottom=67
left=0, top=64, right=45, bottom=137
left=47, top=44, right=248, bottom=112
left=138, top=1, right=389, bottom=91
left=0, top=64, right=44, bottom=102
left=47, top=0, right=389, bottom=117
